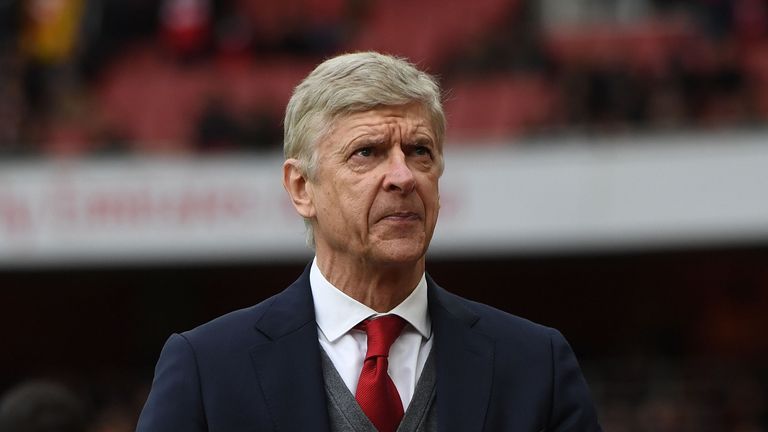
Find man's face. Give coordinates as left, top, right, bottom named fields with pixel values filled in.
left=307, top=104, right=442, bottom=265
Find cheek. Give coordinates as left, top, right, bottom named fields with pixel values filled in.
left=352, top=180, right=381, bottom=216
left=427, top=197, right=440, bottom=223
left=421, top=178, right=441, bottom=211
left=334, top=182, right=377, bottom=227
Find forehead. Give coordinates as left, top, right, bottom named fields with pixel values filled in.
left=327, top=104, right=435, bottom=141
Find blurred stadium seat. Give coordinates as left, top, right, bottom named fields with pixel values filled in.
left=444, top=74, right=558, bottom=141
left=5, top=0, right=767, bottom=155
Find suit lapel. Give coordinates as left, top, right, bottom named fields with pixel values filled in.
left=249, top=266, right=331, bottom=432
left=428, top=275, right=494, bottom=432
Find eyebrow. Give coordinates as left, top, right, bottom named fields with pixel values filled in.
left=354, top=137, right=386, bottom=146
left=343, top=136, right=386, bottom=152
left=406, top=136, right=435, bottom=147
left=340, top=130, right=435, bottom=154
left=414, top=136, right=433, bottom=144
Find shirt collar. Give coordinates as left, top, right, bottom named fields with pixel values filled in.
left=310, top=257, right=431, bottom=342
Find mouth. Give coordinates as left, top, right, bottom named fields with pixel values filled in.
left=381, top=211, right=421, bottom=222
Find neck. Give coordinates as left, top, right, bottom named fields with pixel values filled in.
left=316, top=254, right=424, bottom=312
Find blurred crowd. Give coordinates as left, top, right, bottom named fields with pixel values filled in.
left=1, top=0, right=768, bottom=156
left=0, top=378, right=147, bottom=432
left=591, top=358, right=768, bottom=432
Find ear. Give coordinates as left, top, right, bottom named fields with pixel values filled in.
left=283, top=158, right=316, bottom=218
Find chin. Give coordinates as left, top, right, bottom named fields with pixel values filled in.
left=371, top=238, right=428, bottom=265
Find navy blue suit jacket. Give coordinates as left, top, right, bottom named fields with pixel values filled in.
left=137, top=266, right=602, bottom=431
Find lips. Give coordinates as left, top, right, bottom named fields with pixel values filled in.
left=380, top=211, right=421, bottom=221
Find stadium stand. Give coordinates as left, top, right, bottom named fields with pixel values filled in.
left=3, top=0, right=768, bottom=155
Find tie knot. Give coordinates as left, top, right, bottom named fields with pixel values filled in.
left=358, top=315, right=406, bottom=358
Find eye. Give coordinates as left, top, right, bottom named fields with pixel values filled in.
left=409, top=144, right=433, bottom=159
left=414, top=146, right=432, bottom=156
left=354, top=147, right=373, bottom=157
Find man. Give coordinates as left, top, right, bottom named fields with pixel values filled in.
left=137, top=52, right=602, bottom=431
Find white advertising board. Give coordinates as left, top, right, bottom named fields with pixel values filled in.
left=1, top=131, right=767, bottom=267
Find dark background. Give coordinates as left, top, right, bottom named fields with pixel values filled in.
left=4, top=245, right=767, bottom=394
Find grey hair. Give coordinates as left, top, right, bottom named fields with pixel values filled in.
left=283, top=51, right=446, bottom=248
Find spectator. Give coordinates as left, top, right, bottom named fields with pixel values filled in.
left=0, top=380, right=89, bottom=432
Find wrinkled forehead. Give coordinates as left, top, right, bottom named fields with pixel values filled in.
left=325, top=103, right=441, bottom=147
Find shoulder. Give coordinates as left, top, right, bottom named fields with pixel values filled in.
left=175, top=294, right=278, bottom=356
left=180, top=264, right=314, bottom=351
left=431, top=283, right=558, bottom=342
left=192, top=296, right=274, bottom=336
left=428, top=279, right=602, bottom=430
left=429, top=281, right=571, bottom=369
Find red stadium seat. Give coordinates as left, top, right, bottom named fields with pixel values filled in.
left=444, top=74, right=559, bottom=142
left=544, top=17, right=696, bottom=74
left=741, top=42, right=768, bottom=120
left=346, top=0, right=516, bottom=70
left=97, top=45, right=315, bottom=152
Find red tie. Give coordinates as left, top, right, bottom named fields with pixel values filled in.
left=355, top=315, right=407, bottom=432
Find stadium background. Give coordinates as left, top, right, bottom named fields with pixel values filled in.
left=1, top=0, right=768, bottom=430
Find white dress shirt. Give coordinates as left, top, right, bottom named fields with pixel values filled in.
left=310, top=258, right=433, bottom=409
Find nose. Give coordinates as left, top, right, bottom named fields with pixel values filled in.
left=382, top=151, right=416, bottom=194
